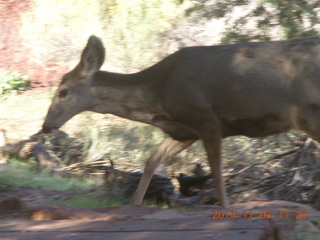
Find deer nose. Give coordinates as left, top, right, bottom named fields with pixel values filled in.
left=42, top=124, right=54, bottom=134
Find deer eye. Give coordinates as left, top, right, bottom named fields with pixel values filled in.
left=58, top=89, right=69, bottom=98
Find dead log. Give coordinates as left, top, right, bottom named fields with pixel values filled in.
left=177, top=173, right=211, bottom=196
left=105, top=167, right=174, bottom=204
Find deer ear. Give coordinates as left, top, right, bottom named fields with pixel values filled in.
left=76, top=35, right=105, bottom=79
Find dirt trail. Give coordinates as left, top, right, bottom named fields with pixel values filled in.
left=0, top=196, right=319, bottom=240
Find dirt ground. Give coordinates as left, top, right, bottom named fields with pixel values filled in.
left=0, top=187, right=319, bottom=240
left=0, top=206, right=275, bottom=240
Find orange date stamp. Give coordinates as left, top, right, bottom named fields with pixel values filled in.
left=211, top=210, right=309, bottom=220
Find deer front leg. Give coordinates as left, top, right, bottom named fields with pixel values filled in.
left=131, top=137, right=195, bottom=205
left=187, top=117, right=229, bottom=208
left=203, top=132, right=229, bottom=208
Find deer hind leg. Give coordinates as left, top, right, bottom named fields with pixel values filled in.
left=131, top=137, right=195, bottom=205
left=294, top=105, right=320, bottom=142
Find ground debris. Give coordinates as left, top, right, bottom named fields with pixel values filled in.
left=174, top=138, right=320, bottom=210
left=1, top=130, right=319, bottom=210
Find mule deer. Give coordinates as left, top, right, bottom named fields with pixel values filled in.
left=43, top=35, right=320, bottom=207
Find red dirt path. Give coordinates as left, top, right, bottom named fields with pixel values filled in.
left=0, top=195, right=319, bottom=240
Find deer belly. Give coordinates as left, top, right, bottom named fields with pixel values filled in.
left=221, top=114, right=291, bottom=138
left=152, top=116, right=198, bottom=141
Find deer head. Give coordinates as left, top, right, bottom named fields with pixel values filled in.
left=42, top=36, right=105, bottom=133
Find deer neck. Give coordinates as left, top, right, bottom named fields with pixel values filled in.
left=89, top=71, right=159, bottom=123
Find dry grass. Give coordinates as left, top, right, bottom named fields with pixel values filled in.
left=0, top=91, right=51, bottom=140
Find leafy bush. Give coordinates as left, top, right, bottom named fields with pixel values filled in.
left=0, top=159, right=94, bottom=191
left=100, top=0, right=188, bottom=71
left=0, top=69, right=30, bottom=95
left=20, top=0, right=189, bottom=72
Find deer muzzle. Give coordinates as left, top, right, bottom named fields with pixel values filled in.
left=42, top=123, right=57, bottom=134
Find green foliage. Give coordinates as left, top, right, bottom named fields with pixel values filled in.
left=21, top=0, right=189, bottom=72
left=0, top=159, right=121, bottom=207
left=0, top=159, right=94, bottom=191
left=262, top=0, right=320, bottom=39
left=18, top=0, right=320, bottom=71
left=185, top=0, right=320, bottom=44
left=185, top=0, right=249, bottom=18
left=0, top=69, right=30, bottom=95
left=100, top=0, right=188, bottom=71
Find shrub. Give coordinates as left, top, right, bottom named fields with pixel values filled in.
left=0, top=69, right=31, bottom=95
